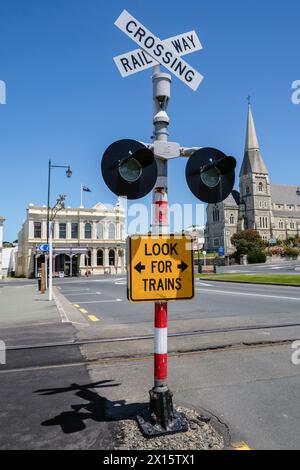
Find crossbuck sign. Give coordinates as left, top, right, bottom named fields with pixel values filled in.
left=114, top=10, right=203, bottom=91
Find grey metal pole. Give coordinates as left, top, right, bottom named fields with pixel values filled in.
left=138, top=66, right=188, bottom=437
left=47, top=160, right=51, bottom=245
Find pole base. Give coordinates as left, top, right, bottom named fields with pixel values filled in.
left=136, top=387, right=188, bottom=438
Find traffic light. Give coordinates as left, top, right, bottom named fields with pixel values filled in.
left=185, top=147, right=236, bottom=203
left=101, top=139, right=157, bottom=199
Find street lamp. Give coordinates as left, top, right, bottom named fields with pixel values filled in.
left=47, top=160, right=72, bottom=244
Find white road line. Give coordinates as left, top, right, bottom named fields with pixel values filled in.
left=53, top=293, right=71, bottom=323
left=78, top=299, right=123, bottom=304
left=198, top=282, right=214, bottom=287
left=195, top=288, right=300, bottom=302
left=63, top=292, right=101, bottom=296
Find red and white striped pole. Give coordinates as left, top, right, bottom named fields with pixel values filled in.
left=137, top=65, right=187, bottom=436
left=153, top=187, right=169, bottom=387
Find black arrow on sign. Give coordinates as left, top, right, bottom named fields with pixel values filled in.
left=134, top=261, right=146, bottom=274
left=177, top=261, right=189, bottom=273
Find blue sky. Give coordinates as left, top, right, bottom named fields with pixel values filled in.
left=0, top=0, right=299, bottom=241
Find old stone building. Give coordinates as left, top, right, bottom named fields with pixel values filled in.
left=205, top=104, right=300, bottom=254
left=16, top=200, right=126, bottom=278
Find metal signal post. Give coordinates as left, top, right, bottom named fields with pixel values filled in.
left=136, top=66, right=188, bottom=437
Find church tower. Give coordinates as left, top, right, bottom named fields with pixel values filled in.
left=239, top=103, right=273, bottom=240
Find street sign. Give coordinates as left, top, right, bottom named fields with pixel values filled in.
left=38, top=244, right=49, bottom=252
left=127, top=235, right=194, bottom=302
left=218, top=246, right=225, bottom=257
left=114, top=30, right=202, bottom=78
left=114, top=10, right=203, bottom=91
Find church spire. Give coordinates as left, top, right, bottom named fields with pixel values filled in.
left=245, top=102, right=260, bottom=152
left=240, top=102, right=268, bottom=177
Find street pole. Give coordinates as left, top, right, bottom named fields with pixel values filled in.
left=47, top=160, right=51, bottom=245
left=49, top=221, right=53, bottom=301
left=138, top=66, right=187, bottom=435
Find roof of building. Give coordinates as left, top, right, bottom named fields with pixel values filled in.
left=271, top=184, right=300, bottom=205
left=272, top=210, right=300, bottom=219
left=239, top=104, right=269, bottom=177
left=223, top=190, right=240, bottom=207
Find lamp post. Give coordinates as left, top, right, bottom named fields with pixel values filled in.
left=47, top=160, right=72, bottom=245
left=49, top=195, right=66, bottom=301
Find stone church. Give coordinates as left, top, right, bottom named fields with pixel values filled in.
left=205, top=104, right=300, bottom=254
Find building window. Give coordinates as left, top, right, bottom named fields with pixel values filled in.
left=97, top=223, right=104, bottom=240
left=97, top=249, right=103, bottom=266
left=71, top=223, right=78, bottom=239
left=246, top=186, right=250, bottom=195
left=85, top=223, right=92, bottom=239
left=291, top=222, right=295, bottom=229
left=85, top=250, right=92, bottom=266
left=109, top=249, right=115, bottom=266
left=34, top=222, right=42, bottom=238
left=59, top=223, right=66, bottom=239
left=213, top=238, right=219, bottom=248
left=212, top=207, right=220, bottom=223
left=108, top=223, right=115, bottom=240
left=230, top=214, right=234, bottom=224
left=258, top=182, right=263, bottom=192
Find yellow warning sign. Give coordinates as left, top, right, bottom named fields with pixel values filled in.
left=127, top=235, right=194, bottom=302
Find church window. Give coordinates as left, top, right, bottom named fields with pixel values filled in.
left=212, top=207, right=220, bottom=222
left=258, top=182, right=263, bottom=192
left=230, top=214, right=234, bottom=224
left=246, top=186, right=250, bottom=195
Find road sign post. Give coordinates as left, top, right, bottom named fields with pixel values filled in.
left=135, top=68, right=188, bottom=437
left=101, top=9, right=237, bottom=438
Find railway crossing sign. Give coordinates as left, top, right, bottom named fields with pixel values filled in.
left=114, top=30, right=202, bottom=78
left=114, top=10, right=203, bottom=91
left=127, top=235, right=194, bottom=302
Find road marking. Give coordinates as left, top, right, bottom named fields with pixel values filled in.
left=88, top=315, right=100, bottom=322
left=231, top=442, right=252, bottom=451
left=196, top=288, right=300, bottom=302
left=73, top=304, right=80, bottom=308
left=65, top=292, right=102, bottom=296
left=78, top=299, right=123, bottom=304
left=53, top=292, right=70, bottom=323
left=199, top=282, right=213, bottom=287
left=79, top=308, right=88, bottom=314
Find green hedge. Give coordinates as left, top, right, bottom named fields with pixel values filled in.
left=247, top=249, right=267, bottom=264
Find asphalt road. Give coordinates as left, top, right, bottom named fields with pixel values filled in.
left=0, top=274, right=300, bottom=449
left=219, top=260, right=300, bottom=275
left=53, top=275, right=300, bottom=330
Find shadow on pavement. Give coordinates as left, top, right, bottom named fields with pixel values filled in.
left=35, top=380, right=147, bottom=434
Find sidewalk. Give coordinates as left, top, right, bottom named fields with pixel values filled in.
left=0, top=284, right=60, bottom=328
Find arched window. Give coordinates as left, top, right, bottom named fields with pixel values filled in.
left=109, top=249, right=115, bottom=266
left=108, top=223, right=115, bottom=240
left=246, top=186, right=250, bottom=195
left=85, top=250, right=92, bottom=266
left=97, top=249, right=103, bottom=266
left=85, top=223, right=92, bottom=239
left=97, top=223, right=104, bottom=240
left=230, top=214, right=234, bottom=225
left=258, top=182, right=263, bottom=192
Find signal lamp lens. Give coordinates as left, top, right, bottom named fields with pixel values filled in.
left=118, top=158, right=142, bottom=183
left=200, top=166, right=221, bottom=188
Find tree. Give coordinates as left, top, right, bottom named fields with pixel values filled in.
left=231, top=230, right=264, bottom=255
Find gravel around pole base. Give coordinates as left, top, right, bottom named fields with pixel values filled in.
left=115, top=406, right=225, bottom=450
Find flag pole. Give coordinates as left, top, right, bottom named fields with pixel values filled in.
left=80, top=184, right=83, bottom=208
